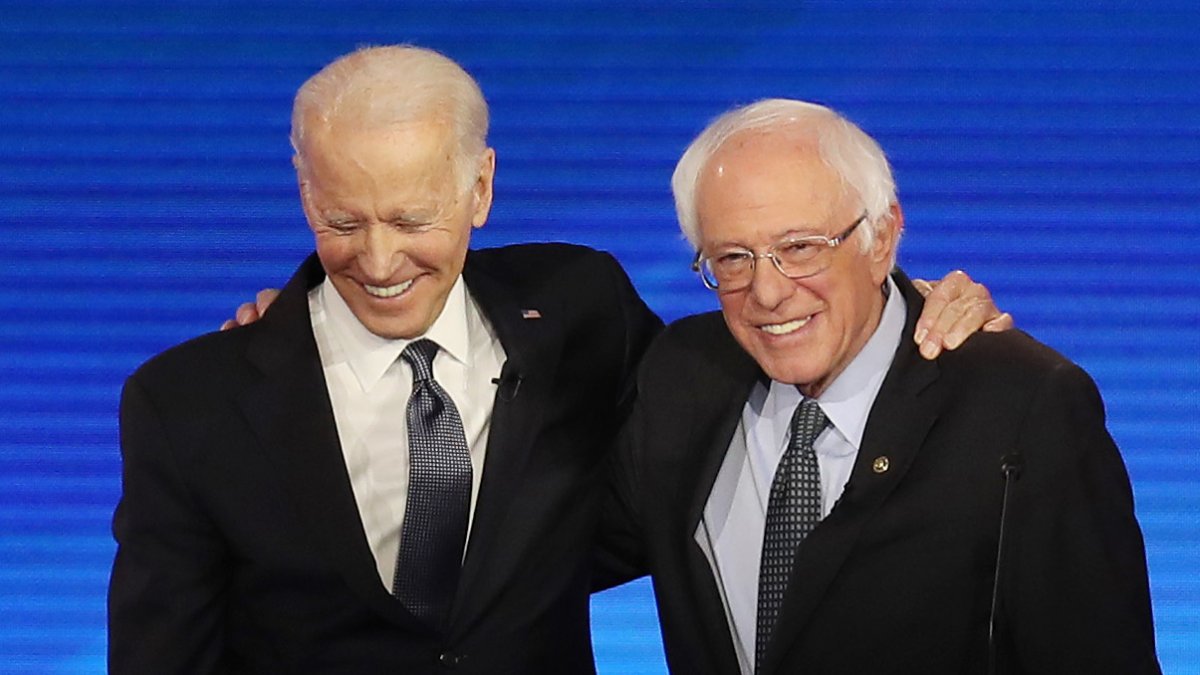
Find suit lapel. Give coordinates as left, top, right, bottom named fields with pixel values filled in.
left=682, top=320, right=762, bottom=535
left=237, top=255, right=427, bottom=632
left=679, top=316, right=763, bottom=672
left=451, top=254, right=565, bottom=629
left=761, top=274, right=945, bottom=673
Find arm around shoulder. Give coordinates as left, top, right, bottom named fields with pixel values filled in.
left=593, top=395, right=652, bottom=591
left=590, top=251, right=660, bottom=590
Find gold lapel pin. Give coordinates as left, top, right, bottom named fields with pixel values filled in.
left=872, top=456, right=890, bottom=474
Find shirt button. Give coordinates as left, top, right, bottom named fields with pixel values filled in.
left=439, top=651, right=465, bottom=667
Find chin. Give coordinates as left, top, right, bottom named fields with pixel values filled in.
left=751, top=348, right=830, bottom=387
left=764, top=367, right=822, bottom=388
left=367, top=322, right=428, bottom=340
left=347, top=307, right=426, bottom=340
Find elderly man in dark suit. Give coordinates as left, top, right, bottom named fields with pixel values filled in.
left=603, top=99, right=1160, bottom=674
left=110, top=45, right=1011, bottom=673
left=109, top=45, right=664, bottom=674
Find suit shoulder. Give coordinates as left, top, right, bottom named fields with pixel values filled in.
left=467, top=243, right=643, bottom=314
left=129, top=256, right=315, bottom=395
left=640, top=311, right=748, bottom=377
left=470, top=242, right=619, bottom=277
left=659, top=311, right=728, bottom=348
left=127, top=325, right=253, bottom=393
left=939, top=329, right=1091, bottom=391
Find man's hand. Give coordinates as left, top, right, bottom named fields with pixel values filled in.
left=911, top=270, right=1013, bottom=360
left=219, top=289, right=281, bottom=331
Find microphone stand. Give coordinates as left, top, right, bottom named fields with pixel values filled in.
left=988, top=453, right=1023, bottom=675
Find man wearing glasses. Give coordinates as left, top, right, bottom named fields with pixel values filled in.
left=601, top=99, right=1159, bottom=674
left=111, top=46, right=1005, bottom=673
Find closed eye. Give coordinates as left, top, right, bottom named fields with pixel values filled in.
left=325, top=220, right=362, bottom=235
left=391, top=219, right=436, bottom=232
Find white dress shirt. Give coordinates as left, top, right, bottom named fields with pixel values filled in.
left=309, top=276, right=506, bottom=591
left=694, top=277, right=907, bottom=674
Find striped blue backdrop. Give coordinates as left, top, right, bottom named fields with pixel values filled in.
left=2, top=1, right=1197, bottom=672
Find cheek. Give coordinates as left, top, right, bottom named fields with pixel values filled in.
left=719, top=298, right=762, bottom=354
left=314, top=238, right=356, bottom=270
left=424, top=226, right=474, bottom=271
left=408, top=242, right=453, bottom=274
left=717, top=293, right=745, bottom=322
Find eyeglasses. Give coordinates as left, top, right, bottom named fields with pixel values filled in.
left=691, top=213, right=867, bottom=291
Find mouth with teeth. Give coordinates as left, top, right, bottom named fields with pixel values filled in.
left=759, top=315, right=813, bottom=336
left=363, top=278, right=415, bottom=299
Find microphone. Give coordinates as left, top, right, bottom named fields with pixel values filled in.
left=490, top=369, right=523, bottom=402
left=988, top=453, right=1023, bottom=675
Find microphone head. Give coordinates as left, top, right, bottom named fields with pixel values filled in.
left=1000, top=453, right=1024, bottom=479
left=496, top=373, right=523, bottom=402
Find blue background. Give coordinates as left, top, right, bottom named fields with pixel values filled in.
left=2, top=1, right=1197, bottom=672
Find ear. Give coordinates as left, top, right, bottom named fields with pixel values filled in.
left=869, top=203, right=903, bottom=285
left=470, top=148, right=496, bottom=229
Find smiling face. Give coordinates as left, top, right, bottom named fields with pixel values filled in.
left=298, top=117, right=494, bottom=338
left=695, top=130, right=898, bottom=396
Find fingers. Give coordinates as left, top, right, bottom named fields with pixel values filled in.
left=912, top=270, right=970, bottom=355
left=983, top=312, right=1014, bottom=332
left=219, top=288, right=281, bottom=331
left=935, top=296, right=1000, bottom=352
left=255, top=288, right=281, bottom=317
left=911, top=278, right=936, bottom=298
left=913, top=270, right=1009, bottom=360
left=234, top=301, right=262, bottom=326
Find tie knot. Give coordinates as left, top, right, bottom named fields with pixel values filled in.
left=789, top=398, right=829, bottom=450
left=401, top=339, right=440, bottom=383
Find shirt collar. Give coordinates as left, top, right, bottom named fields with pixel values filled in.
left=319, top=274, right=472, bottom=391
left=816, top=276, right=906, bottom=448
left=762, top=276, right=907, bottom=453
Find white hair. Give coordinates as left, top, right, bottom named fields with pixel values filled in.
left=290, top=45, right=489, bottom=193
left=671, top=98, right=898, bottom=256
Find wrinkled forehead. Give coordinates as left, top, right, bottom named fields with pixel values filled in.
left=696, top=131, right=852, bottom=236
left=301, top=115, right=455, bottom=174
left=303, top=101, right=451, bottom=146
left=299, top=121, right=461, bottom=206
left=701, top=127, right=828, bottom=183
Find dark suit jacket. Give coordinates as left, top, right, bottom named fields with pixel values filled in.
left=110, top=244, right=662, bottom=674
left=602, top=272, right=1159, bottom=674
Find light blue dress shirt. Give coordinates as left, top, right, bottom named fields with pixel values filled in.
left=693, top=277, right=907, bottom=674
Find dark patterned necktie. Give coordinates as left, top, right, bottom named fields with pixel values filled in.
left=392, top=339, right=472, bottom=628
left=755, top=397, right=829, bottom=672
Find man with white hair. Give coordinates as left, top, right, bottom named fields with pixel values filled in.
left=110, top=45, right=665, bottom=673
left=110, top=46, right=1009, bottom=673
left=602, top=99, right=1159, bottom=674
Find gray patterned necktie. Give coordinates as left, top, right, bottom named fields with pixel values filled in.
left=392, top=339, right=472, bottom=629
left=755, top=397, right=829, bottom=672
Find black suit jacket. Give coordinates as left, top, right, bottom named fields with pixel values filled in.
left=110, top=244, right=662, bottom=674
left=603, top=272, right=1159, bottom=674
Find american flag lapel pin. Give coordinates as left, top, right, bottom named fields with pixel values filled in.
left=521, top=308, right=542, bottom=319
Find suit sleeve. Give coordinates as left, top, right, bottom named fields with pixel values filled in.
left=592, top=390, right=653, bottom=591
left=588, top=252, right=660, bottom=591
left=109, top=375, right=229, bottom=674
left=606, top=253, right=663, bottom=417
left=1003, top=361, right=1161, bottom=673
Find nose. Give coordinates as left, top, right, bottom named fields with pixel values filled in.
left=358, top=225, right=402, bottom=281
left=746, top=255, right=793, bottom=310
